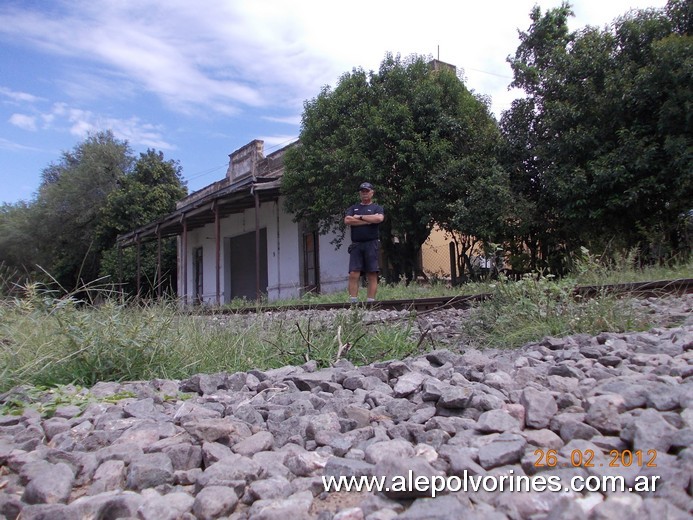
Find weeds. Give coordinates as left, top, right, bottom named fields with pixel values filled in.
left=459, top=273, right=652, bottom=349
left=0, top=286, right=421, bottom=393
left=0, top=384, right=136, bottom=418
left=1, top=256, right=690, bottom=394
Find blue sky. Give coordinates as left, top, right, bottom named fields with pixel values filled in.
left=0, top=0, right=667, bottom=204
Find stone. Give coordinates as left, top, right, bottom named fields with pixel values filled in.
left=0, top=297, right=690, bottom=520
left=622, top=408, right=678, bottom=453
left=22, top=462, right=75, bottom=504
left=137, top=491, right=194, bottom=520
left=392, top=371, right=426, bottom=397
left=374, top=455, right=445, bottom=499
left=584, top=394, right=624, bottom=435
left=364, top=439, right=415, bottom=465
left=520, top=387, right=558, bottom=429
left=476, top=409, right=521, bottom=433
left=437, top=386, right=474, bottom=409
left=232, top=430, right=274, bottom=457
left=192, top=485, right=238, bottom=519
left=88, top=459, right=126, bottom=495
left=477, top=433, right=527, bottom=469
left=247, top=490, right=313, bottom=520
left=125, top=452, right=173, bottom=491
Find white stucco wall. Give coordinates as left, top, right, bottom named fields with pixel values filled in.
left=317, top=233, right=349, bottom=297
left=266, top=198, right=301, bottom=301
left=178, top=196, right=349, bottom=304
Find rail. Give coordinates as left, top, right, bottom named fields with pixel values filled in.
left=201, top=278, right=693, bottom=315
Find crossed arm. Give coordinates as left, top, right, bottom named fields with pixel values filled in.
left=344, top=213, right=384, bottom=226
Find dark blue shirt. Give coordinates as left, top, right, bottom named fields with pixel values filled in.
left=346, top=203, right=384, bottom=242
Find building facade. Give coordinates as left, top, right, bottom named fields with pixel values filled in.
left=117, top=139, right=348, bottom=304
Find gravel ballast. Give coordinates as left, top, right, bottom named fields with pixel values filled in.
left=0, top=295, right=691, bottom=519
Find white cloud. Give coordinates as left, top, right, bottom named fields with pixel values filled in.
left=261, top=134, right=300, bottom=150
left=0, top=0, right=669, bottom=121
left=106, top=117, right=174, bottom=150
left=0, top=2, right=267, bottom=115
left=20, top=102, right=175, bottom=150
left=0, top=87, right=44, bottom=104
left=9, top=113, right=37, bottom=131
left=263, top=115, right=302, bottom=126
left=0, top=0, right=671, bottom=205
left=0, top=137, right=41, bottom=152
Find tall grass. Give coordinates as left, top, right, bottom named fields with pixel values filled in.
left=246, top=251, right=693, bottom=308
left=456, top=251, right=691, bottom=350
left=0, top=283, right=421, bottom=394
left=1, top=255, right=690, bottom=395
left=458, top=274, right=652, bottom=350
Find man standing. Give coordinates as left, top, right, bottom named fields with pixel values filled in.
left=344, top=182, right=385, bottom=303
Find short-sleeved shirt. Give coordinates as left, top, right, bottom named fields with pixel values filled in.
left=346, top=203, right=384, bottom=242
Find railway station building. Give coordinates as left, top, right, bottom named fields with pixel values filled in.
left=117, top=138, right=459, bottom=305
left=117, top=139, right=350, bottom=305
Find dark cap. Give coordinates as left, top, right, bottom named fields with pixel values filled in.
left=358, top=182, right=374, bottom=191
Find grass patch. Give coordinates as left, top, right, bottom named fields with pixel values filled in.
left=0, top=256, right=690, bottom=394
left=0, top=285, right=422, bottom=394
left=228, top=251, right=693, bottom=310
left=458, top=274, right=654, bottom=350
left=0, top=384, right=137, bottom=418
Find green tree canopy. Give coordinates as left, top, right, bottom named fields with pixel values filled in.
left=0, top=201, right=36, bottom=291
left=30, top=130, right=133, bottom=289
left=282, top=53, right=506, bottom=282
left=99, top=149, right=187, bottom=297
left=0, top=132, right=186, bottom=296
left=502, top=0, right=691, bottom=269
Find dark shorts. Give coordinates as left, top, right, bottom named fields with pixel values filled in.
left=348, top=240, right=380, bottom=274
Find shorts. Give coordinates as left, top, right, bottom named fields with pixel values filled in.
left=348, top=240, right=380, bottom=274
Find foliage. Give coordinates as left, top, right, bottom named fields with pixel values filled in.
left=0, top=282, right=190, bottom=390
left=0, top=279, right=423, bottom=393
left=459, top=272, right=651, bottom=349
left=0, top=133, right=186, bottom=297
left=501, top=0, right=692, bottom=270
left=31, top=131, right=134, bottom=290
left=282, top=53, right=505, bottom=282
left=1, top=259, right=690, bottom=394
left=0, top=385, right=136, bottom=418
left=0, top=202, right=36, bottom=281
left=98, top=149, right=187, bottom=297
left=0, top=1, right=689, bottom=317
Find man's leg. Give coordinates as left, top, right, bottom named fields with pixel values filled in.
left=364, top=240, right=380, bottom=301
left=348, top=271, right=361, bottom=299
left=366, top=272, right=378, bottom=300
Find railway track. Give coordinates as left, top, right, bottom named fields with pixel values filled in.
left=209, top=277, right=693, bottom=315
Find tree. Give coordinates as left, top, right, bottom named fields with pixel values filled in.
left=600, top=3, right=692, bottom=260
left=0, top=132, right=187, bottom=296
left=502, top=0, right=691, bottom=269
left=282, top=53, right=505, bottom=282
left=0, top=202, right=38, bottom=293
left=29, top=131, right=133, bottom=290
left=501, top=2, right=587, bottom=272
left=99, top=149, right=187, bottom=297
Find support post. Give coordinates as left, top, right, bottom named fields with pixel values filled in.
left=136, top=234, right=141, bottom=297
left=156, top=225, right=162, bottom=299
left=214, top=201, right=221, bottom=306
left=117, top=243, right=123, bottom=291
left=449, top=241, right=457, bottom=286
left=254, top=187, right=261, bottom=300
left=182, top=215, right=188, bottom=305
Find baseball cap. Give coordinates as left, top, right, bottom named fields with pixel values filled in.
left=358, top=182, right=374, bottom=191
